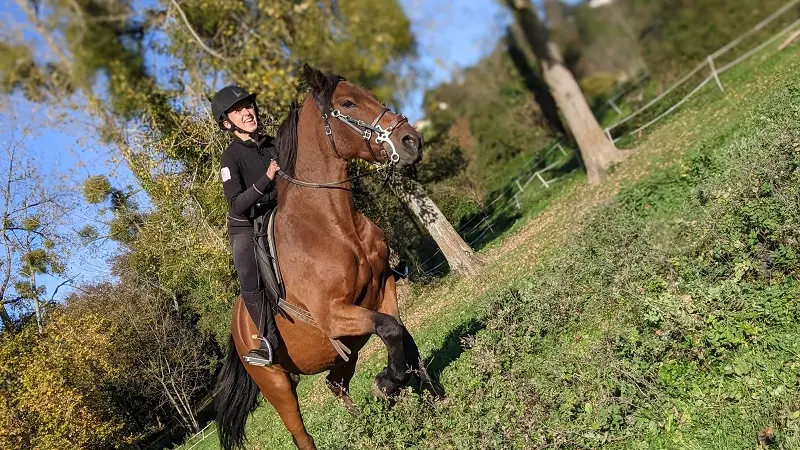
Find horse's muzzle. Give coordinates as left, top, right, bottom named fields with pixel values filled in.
left=397, top=130, right=423, bottom=166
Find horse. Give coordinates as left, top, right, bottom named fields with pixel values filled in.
left=214, top=64, right=445, bottom=450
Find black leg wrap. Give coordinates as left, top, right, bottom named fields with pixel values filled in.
left=372, top=315, right=411, bottom=398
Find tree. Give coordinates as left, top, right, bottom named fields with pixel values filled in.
left=71, top=278, right=213, bottom=433
left=0, top=125, right=72, bottom=333
left=0, top=311, right=136, bottom=450
left=504, top=0, right=628, bottom=184
left=390, top=175, right=483, bottom=276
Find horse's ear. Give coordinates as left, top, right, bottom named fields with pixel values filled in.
left=302, top=63, right=326, bottom=94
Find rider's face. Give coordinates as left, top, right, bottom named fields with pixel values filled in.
left=224, top=102, right=258, bottom=133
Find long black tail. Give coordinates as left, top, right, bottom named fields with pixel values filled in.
left=216, top=335, right=260, bottom=450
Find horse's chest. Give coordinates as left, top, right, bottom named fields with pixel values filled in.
left=353, top=219, right=388, bottom=300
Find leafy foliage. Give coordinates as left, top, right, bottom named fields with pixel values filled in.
left=0, top=312, right=136, bottom=450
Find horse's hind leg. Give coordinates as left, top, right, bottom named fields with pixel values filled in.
left=326, top=353, right=360, bottom=416
left=249, top=368, right=316, bottom=450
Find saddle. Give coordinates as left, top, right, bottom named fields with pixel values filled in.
left=253, top=210, right=352, bottom=361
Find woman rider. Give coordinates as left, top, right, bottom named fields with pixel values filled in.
left=212, top=85, right=280, bottom=367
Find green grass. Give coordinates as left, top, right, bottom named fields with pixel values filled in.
left=186, top=42, right=800, bottom=450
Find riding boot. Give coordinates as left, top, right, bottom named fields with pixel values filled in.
left=241, top=289, right=279, bottom=366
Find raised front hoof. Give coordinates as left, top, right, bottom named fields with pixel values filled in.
left=370, top=372, right=405, bottom=401
left=370, top=379, right=396, bottom=401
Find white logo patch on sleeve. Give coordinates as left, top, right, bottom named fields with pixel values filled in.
left=221, top=167, right=232, bottom=182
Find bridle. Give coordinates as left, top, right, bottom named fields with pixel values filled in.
left=277, top=91, right=409, bottom=189
left=328, top=106, right=408, bottom=164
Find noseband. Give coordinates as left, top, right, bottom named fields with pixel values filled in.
left=329, top=108, right=408, bottom=164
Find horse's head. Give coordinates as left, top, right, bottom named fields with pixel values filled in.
left=303, top=64, right=423, bottom=168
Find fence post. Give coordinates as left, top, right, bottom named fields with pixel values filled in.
left=605, top=128, right=616, bottom=148
left=557, top=142, right=567, bottom=157
left=535, top=172, right=550, bottom=188
left=707, top=55, right=725, bottom=92
left=607, top=98, right=623, bottom=115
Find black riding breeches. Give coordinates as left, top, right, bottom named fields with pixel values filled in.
left=230, top=232, right=278, bottom=349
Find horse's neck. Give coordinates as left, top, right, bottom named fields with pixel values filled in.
left=284, top=105, right=357, bottom=224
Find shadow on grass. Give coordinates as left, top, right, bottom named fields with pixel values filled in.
left=422, top=317, right=486, bottom=381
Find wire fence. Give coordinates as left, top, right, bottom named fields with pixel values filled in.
left=605, top=0, right=800, bottom=142
left=409, top=140, right=573, bottom=277
left=174, top=423, right=215, bottom=450
left=410, top=0, right=800, bottom=278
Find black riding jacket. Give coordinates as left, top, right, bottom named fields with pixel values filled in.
left=220, top=134, right=278, bottom=235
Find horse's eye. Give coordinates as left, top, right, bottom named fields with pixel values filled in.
left=341, top=100, right=357, bottom=109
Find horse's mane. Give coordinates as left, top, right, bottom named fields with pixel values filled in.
left=275, top=104, right=300, bottom=178
left=275, top=68, right=344, bottom=178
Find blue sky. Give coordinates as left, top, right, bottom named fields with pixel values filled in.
left=0, top=0, right=530, bottom=303
left=401, top=1, right=513, bottom=121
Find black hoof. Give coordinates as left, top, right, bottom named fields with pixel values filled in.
left=371, top=368, right=406, bottom=400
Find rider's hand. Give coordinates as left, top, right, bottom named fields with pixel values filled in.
left=266, top=160, right=281, bottom=180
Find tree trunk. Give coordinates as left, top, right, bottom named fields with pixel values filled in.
left=0, top=304, right=14, bottom=331
left=506, top=0, right=627, bottom=185
left=390, top=175, right=483, bottom=277
left=157, top=369, right=198, bottom=433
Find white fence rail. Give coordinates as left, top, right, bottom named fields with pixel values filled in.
left=605, top=0, right=800, bottom=142
left=176, top=422, right=215, bottom=450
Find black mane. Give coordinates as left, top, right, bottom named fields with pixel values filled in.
left=275, top=66, right=344, bottom=178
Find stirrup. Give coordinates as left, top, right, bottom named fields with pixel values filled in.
left=243, top=338, right=274, bottom=367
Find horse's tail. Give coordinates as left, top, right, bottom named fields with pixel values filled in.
left=215, top=334, right=260, bottom=450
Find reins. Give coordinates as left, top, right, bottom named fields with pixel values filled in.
left=276, top=165, right=388, bottom=189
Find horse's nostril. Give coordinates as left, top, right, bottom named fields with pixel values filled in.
left=402, top=135, right=419, bottom=151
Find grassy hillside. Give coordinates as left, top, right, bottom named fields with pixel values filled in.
left=187, top=41, right=800, bottom=450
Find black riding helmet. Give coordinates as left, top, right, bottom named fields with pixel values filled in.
left=211, top=85, right=258, bottom=133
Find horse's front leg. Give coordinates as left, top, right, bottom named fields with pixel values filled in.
left=379, top=275, right=447, bottom=400
left=316, top=300, right=409, bottom=398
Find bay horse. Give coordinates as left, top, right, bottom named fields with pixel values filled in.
left=215, top=64, right=444, bottom=450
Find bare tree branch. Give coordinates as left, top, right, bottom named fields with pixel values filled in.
left=49, top=276, right=78, bottom=302
left=168, top=0, right=229, bottom=62
left=5, top=227, right=50, bottom=240
left=1, top=296, right=24, bottom=305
